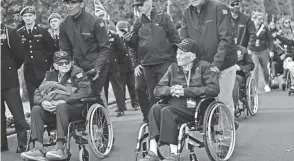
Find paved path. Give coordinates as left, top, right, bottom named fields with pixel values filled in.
left=2, top=90, right=294, bottom=161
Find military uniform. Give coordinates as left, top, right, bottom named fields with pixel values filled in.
left=17, top=24, right=55, bottom=108
left=104, top=32, right=127, bottom=113
left=48, top=13, right=62, bottom=52
left=1, top=24, right=28, bottom=152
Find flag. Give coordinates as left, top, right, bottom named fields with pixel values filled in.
left=94, top=0, right=116, bottom=33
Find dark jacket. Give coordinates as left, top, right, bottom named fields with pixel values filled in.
left=34, top=65, right=92, bottom=106
left=236, top=46, right=255, bottom=76
left=1, top=25, right=25, bottom=89
left=252, top=24, right=274, bottom=52
left=59, top=9, right=111, bottom=72
left=127, top=8, right=180, bottom=66
left=276, top=35, right=294, bottom=58
left=17, top=24, right=55, bottom=80
left=108, top=32, right=129, bottom=73
left=48, top=28, right=59, bottom=52
left=154, top=59, right=220, bottom=105
left=231, top=13, right=256, bottom=50
left=181, top=0, right=237, bottom=71
left=119, top=38, right=135, bottom=73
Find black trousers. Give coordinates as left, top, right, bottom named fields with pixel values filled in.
left=104, top=72, right=127, bottom=111
left=120, top=71, right=139, bottom=106
left=142, top=62, right=172, bottom=106
left=30, top=103, right=84, bottom=143
left=1, top=87, right=28, bottom=147
left=90, top=64, right=109, bottom=107
left=135, top=70, right=150, bottom=119
left=148, top=101, right=195, bottom=145
left=25, top=77, right=43, bottom=110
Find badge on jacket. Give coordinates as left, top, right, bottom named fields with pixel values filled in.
left=76, top=72, right=83, bottom=79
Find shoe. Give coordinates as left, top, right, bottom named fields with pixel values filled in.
left=139, top=151, right=160, bottom=161
left=234, top=121, right=239, bottom=130
left=264, top=85, right=271, bottom=93
left=216, top=144, right=230, bottom=158
left=1, top=146, right=8, bottom=152
left=115, top=108, right=127, bottom=112
left=290, top=86, right=294, bottom=91
left=21, top=147, right=46, bottom=161
left=163, top=153, right=181, bottom=161
left=16, top=145, right=26, bottom=153
left=46, top=148, right=68, bottom=160
left=132, top=103, right=140, bottom=111
left=116, top=111, right=125, bottom=117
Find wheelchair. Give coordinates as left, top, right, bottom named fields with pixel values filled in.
left=285, top=70, right=294, bottom=95
left=134, top=97, right=236, bottom=161
left=24, top=97, right=114, bottom=161
left=235, top=75, right=259, bottom=118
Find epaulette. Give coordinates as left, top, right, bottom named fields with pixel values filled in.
left=37, top=24, right=47, bottom=28
left=17, top=26, right=25, bottom=32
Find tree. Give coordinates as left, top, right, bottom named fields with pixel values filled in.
left=263, top=0, right=279, bottom=15
left=277, top=0, right=293, bottom=16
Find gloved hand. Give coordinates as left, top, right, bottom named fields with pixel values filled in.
left=86, top=68, right=100, bottom=81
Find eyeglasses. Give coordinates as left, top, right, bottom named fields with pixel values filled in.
left=134, top=4, right=143, bottom=7
left=56, top=60, right=70, bottom=66
left=230, top=2, right=240, bottom=7
left=284, top=21, right=290, bottom=24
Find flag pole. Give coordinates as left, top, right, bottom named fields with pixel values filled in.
left=167, top=0, right=171, bottom=15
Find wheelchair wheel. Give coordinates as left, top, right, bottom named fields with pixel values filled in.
left=203, top=101, right=236, bottom=161
left=79, top=145, right=89, bottom=161
left=246, top=77, right=259, bottom=116
left=86, top=103, right=114, bottom=158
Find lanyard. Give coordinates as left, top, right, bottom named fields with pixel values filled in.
left=184, top=70, right=191, bottom=87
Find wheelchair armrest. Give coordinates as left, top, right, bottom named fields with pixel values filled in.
left=80, top=97, right=100, bottom=103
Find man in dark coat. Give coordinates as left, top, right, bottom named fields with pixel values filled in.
left=48, top=13, right=62, bottom=52
left=17, top=6, right=55, bottom=109
left=1, top=20, right=28, bottom=153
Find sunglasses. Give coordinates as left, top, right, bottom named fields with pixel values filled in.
left=230, top=2, right=240, bottom=7
left=284, top=21, right=290, bottom=24
left=56, top=60, right=70, bottom=66
left=134, top=4, right=143, bottom=7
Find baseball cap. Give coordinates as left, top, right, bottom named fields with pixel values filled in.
left=116, top=21, right=130, bottom=29
left=173, top=38, right=199, bottom=55
left=230, top=0, right=241, bottom=4
left=20, top=6, right=36, bottom=16
left=53, top=51, right=72, bottom=63
left=132, top=0, right=146, bottom=7
left=48, top=13, right=62, bottom=23
left=63, top=0, right=83, bottom=3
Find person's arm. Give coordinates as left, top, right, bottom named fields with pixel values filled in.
left=163, top=13, right=180, bottom=43
left=247, top=19, right=257, bottom=51
left=66, top=71, right=92, bottom=102
left=183, top=63, right=220, bottom=97
left=213, top=5, right=236, bottom=69
left=59, top=21, right=73, bottom=57
left=154, top=65, right=172, bottom=97
left=8, top=28, right=25, bottom=69
left=114, top=34, right=129, bottom=61
left=240, top=53, right=255, bottom=72
left=34, top=74, right=49, bottom=105
left=276, top=35, right=294, bottom=47
left=94, top=19, right=111, bottom=71
left=42, top=28, right=55, bottom=65
left=125, top=18, right=141, bottom=48
left=128, top=47, right=140, bottom=67
left=180, top=11, right=189, bottom=39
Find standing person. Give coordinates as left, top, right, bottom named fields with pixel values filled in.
left=124, top=0, right=180, bottom=111
left=181, top=0, right=239, bottom=128
left=48, top=13, right=62, bottom=52
left=17, top=6, right=55, bottom=109
left=229, top=0, right=256, bottom=52
left=116, top=21, right=140, bottom=111
left=251, top=11, right=274, bottom=93
left=104, top=27, right=128, bottom=117
left=59, top=0, right=111, bottom=106
left=1, top=17, right=28, bottom=153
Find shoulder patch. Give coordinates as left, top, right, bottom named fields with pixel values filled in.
left=100, top=22, right=105, bottom=27
left=222, top=10, right=228, bottom=15
left=17, top=26, right=25, bottom=32
left=76, top=72, right=83, bottom=79
left=210, top=66, right=219, bottom=73
left=37, top=24, right=46, bottom=28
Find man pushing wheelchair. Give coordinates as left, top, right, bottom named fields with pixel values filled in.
left=140, top=38, right=220, bottom=161
left=21, top=51, right=92, bottom=161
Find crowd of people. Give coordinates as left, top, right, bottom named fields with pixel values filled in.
left=1, top=0, right=294, bottom=160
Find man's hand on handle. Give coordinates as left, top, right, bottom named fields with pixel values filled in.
left=86, top=68, right=100, bottom=81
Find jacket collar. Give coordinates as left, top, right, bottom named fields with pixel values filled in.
left=177, top=58, right=200, bottom=72
left=189, top=0, right=210, bottom=13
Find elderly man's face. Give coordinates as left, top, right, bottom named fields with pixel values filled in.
left=136, top=0, right=152, bottom=15
left=176, top=48, right=195, bottom=66
left=189, top=0, right=205, bottom=7
left=54, top=59, right=72, bottom=73
left=50, top=18, right=61, bottom=30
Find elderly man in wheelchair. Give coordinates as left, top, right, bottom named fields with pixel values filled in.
left=21, top=51, right=92, bottom=161
left=233, top=45, right=257, bottom=118
left=138, top=38, right=222, bottom=161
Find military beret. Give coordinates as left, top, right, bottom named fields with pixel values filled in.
left=20, top=6, right=36, bottom=16
left=48, top=13, right=62, bottom=23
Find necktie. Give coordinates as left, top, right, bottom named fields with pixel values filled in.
left=28, top=29, right=32, bottom=35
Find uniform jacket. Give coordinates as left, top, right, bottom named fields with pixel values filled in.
left=119, top=38, right=135, bottom=73
left=276, top=35, right=294, bottom=58
left=1, top=25, right=25, bottom=89
left=17, top=24, right=55, bottom=80
left=231, top=13, right=256, bottom=50
left=181, top=0, right=237, bottom=71
left=34, top=65, right=92, bottom=106
left=236, top=45, right=255, bottom=76
left=154, top=59, right=220, bottom=105
left=108, top=32, right=129, bottom=73
left=127, top=8, right=180, bottom=66
left=48, top=28, right=60, bottom=52
left=252, top=24, right=274, bottom=52
left=59, top=9, right=111, bottom=72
